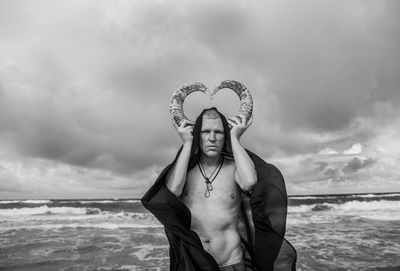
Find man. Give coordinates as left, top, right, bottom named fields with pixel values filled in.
left=142, top=107, right=296, bottom=271
left=165, top=108, right=256, bottom=270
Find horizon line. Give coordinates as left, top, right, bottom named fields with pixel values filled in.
left=1, top=191, right=399, bottom=201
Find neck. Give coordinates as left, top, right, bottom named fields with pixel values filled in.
left=200, top=154, right=222, bottom=167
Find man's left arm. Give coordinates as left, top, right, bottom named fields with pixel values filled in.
left=227, top=114, right=257, bottom=192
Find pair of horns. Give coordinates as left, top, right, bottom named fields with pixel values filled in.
left=169, top=80, right=253, bottom=127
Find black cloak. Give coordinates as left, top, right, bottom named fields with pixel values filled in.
left=141, top=108, right=297, bottom=271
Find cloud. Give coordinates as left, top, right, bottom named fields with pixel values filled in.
left=319, top=148, right=338, bottom=155
left=0, top=0, right=400, bottom=197
left=343, top=157, right=376, bottom=173
left=343, top=143, right=363, bottom=155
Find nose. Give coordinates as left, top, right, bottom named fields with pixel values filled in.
left=208, top=132, right=216, bottom=142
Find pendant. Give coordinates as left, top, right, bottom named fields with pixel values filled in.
left=205, top=178, right=213, bottom=191
left=205, top=179, right=213, bottom=198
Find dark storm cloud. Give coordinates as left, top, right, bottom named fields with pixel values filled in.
left=343, top=157, right=376, bottom=173
left=311, top=156, right=376, bottom=184
left=323, top=168, right=345, bottom=183
left=1, top=0, right=400, bottom=198
left=185, top=0, right=400, bottom=133
left=0, top=93, right=176, bottom=175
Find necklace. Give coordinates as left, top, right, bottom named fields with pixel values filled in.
left=198, top=157, right=224, bottom=198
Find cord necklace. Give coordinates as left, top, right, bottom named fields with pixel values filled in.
left=198, top=157, right=224, bottom=198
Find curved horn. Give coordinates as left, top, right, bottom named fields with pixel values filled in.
left=169, top=82, right=208, bottom=127
left=213, top=80, right=253, bottom=122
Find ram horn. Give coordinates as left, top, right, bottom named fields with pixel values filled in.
left=169, top=82, right=208, bottom=127
left=212, top=80, right=253, bottom=122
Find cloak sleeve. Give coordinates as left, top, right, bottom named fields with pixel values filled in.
left=141, top=149, right=221, bottom=271
left=246, top=150, right=297, bottom=271
left=141, top=148, right=297, bottom=271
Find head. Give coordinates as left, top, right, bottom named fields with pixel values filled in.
left=186, top=108, right=232, bottom=169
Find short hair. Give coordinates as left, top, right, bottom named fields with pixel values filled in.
left=202, top=108, right=221, bottom=119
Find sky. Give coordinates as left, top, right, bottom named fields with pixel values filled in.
left=0, top=0, right=399, bottom=199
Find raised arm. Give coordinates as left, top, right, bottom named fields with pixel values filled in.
left=165, top=119, right=194, bottom=197
left=227, top=114, right=257, bottom=192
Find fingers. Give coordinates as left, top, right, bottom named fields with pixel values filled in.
left=235, top=114, right=253, bottom=127
left=180, top=119, right=195, bottom=128
left=227, top=117, right=239, bottom=126
left=171, top=114, right=180, bottom=129
left=179, top=120, right=194, bottom=137
left=229, top=114, right=245, bottom=126
left=227, top=118, right=235, bottom=125
left=247, top=114, right=253, bottom=126
left=171, top=118, right=195, bottom=130
left=228, top=114, right=252, bottom=132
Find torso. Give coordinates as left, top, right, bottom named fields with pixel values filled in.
left=181, top=158, right=243, bottom=266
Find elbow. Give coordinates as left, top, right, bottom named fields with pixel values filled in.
left=242, top=175, right=257, bottom=192
left=247, top=171, right=257, bottom=191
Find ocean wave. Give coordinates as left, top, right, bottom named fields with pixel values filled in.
left=358, top=212, right=400, bottom=221
left=288, top=200, right=400, bottom=213
left=22, top=200, right=52, bottom=204
left=289, top=196, right=319, bottom=200
left=0, top=209, right=162, bottom=231
left=337, top=200, right=400, bottom=211
left=0, top=222, right=163, bottom=232
left=0, top=206, right=101, bottom=216
left=80, top=200, right=141, bottom=204
left=378, top=193, right=400, bottom=198
left=0, top=200, right=52, bottom=204
left=290, top=193, right=400, bottom=200
left=289, top=196, right=337, bottom=200
left=121, top=200, right=141, bottom=203
left=79, top=200, right=116, bottom=204
left=57, top=199, right=141, bottom=204
left=0, top=200, right=21, bottom=204
left=354, top=193, right=400, bottom=198
left=357, top=193, right=378, bottom=198
left=0, top=206, right=156, bottom=226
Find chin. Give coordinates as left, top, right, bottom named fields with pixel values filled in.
left=204, top=150, right=222, bottom=157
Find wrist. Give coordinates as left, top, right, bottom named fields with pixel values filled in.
left=230, top=135, right=241, bottom=144
left=183, top=141, right=192, bottom=147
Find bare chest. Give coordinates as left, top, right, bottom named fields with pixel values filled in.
left=181, top=162, right=240, bottom=211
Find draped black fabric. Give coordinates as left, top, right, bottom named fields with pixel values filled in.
left=141, top=108, right=297, bottom=270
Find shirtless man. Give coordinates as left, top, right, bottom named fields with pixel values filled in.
left=165, top=108, right=257, bottom=270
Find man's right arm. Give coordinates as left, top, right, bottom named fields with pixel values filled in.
left=165, top=119, right=194, bottom=197
left=165, top=142, right=192, bottom=197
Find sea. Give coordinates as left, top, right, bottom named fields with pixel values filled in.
left=0, top=193, right=399, bottom=271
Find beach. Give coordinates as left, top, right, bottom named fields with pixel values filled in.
left=1, top=193, right=399, bottom=270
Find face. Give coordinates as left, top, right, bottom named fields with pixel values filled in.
left=199, top=116, right=225, bottom=158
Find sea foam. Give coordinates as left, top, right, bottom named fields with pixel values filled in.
left=288, top=200, right=400, bottom=213
left=0, top=206, right=100, bottom=216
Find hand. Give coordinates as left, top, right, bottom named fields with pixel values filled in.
left=227, top=114, right=252, bottom=140
left=172, top=118, right=195, bottom=144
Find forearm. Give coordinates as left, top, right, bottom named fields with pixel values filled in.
left=165, top=142, right=192, bottom=196
left=231, top=137, right=257, bottom=191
